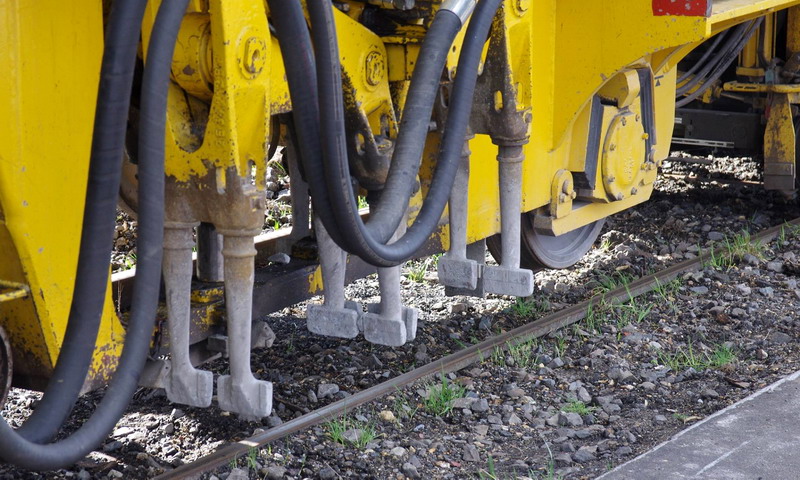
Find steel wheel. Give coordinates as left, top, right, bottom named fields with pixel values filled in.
left=487, top=213, right=605, bottom=271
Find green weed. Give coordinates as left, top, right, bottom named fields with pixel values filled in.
left=405, top=255, right=440, bottom=283
left=392, top=389, right=419, bottom=421
left=562, top=400, right=595, bottom=416
left=324, top=414, right=378, bottom=449
left=423, top=373, right=466, bottom=417
left=509, top=297, right=551, bottom=317
left=506, top=338, right=540, bottom=369
left=658, top=342, right=736, bottom=372
left=246, top=446, right=259, bottom=470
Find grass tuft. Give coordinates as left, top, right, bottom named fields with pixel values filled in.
left=324, top=414, right=378, bottom=449
left=423, top=373, right=466, bottom=417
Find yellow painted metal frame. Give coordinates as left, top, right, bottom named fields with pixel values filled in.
left=5, top=0, right=800, bottom=390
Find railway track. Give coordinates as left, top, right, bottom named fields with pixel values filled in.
left=155, top=216, right=800, bottom=479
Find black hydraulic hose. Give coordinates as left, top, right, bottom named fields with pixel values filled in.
left=675, top=21, right=751, bottom=97
left=11, top=0, right=150, bottom=444
left=311, top=3, right=461, bottom=249
left=676, top=29, right=728, bottom=85
left=0, top=0, right=183, bottom=469
left=677, top=17, right=762, bottom=108
left=309, top=0, right=500, bottom=266
left=266, top=0, right=350, bottom=249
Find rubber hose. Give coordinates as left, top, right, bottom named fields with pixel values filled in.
left=12, top=0, right=150, bottom=444
left=676, top=21, right=750, bottom=96
left=0, top=0, right=183, bottom=468
left=309, top=0, right=499, bottom=265
left=676, top=29, right=728, bottom=85
left=266, top=0, right=350, bottom=249
left=677, top=18, right=762, bottom=108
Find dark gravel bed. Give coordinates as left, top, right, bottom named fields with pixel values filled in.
left=1, top=154, right=799, bottom=479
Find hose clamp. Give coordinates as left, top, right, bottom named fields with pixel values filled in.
left=440, top=0, right=477, bottom=24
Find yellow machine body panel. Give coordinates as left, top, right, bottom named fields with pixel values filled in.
left=0, top=0, right=124, bottom=389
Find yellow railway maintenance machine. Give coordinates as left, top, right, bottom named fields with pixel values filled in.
left=0, top=0, right=796, bottom=469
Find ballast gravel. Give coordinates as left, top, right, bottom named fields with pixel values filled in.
left=1, top=153, right=799, bottom=479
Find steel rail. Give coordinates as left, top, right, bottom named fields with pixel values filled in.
left=155, top=217, right=800, bottom=479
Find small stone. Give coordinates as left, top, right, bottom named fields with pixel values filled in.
left=708, top=232, right=725, bottom=241
left=548, top=357, right=565, bottom=369
left=266, top=414, right=283, bottom=428
left=450, top=301, right=469, bottom=314
left=367, top=354, right=384, bottom=368
left=318, top=467, right=337, bottom=480
left=478, top=317, right=492, bottom=331
left=452, top=397, right=476, bottom=409
left=690, top=286, right=709, bottom=295
left=103, top=440, right=122, bottom=453
left=342, top=429, right=362, bottom=444
left=462, top=444, right=481, bottom=462
left=77, top=471, right=91, bottom=480
left=759, top=287, right=774, bottom=297
left=654, top=415, right=667, bottom=423
left=276, top=189, right=291, bottom=203
left=506, top=388, right=526, bottom=398
left=577, top=387, right=592, bottom=404
left=107, top=470, right=123, bottom=479
left=307, top=390, right=318, bottom=403
left=391, top=446, right=407, bottom=458
left=379, top=410, right=397, bottom=423
left=487, top=414, right=503, bottom=425
left=506, top=413, right=522, bottom=425
left=701, top=388, right=720, bottom=399
left=317, top=383, right=340, bottom=399
left=471, top=398, right=490, bottom=412
left=769, top=332, right=792, bottom=344
left=547, top=413, right=561, bottom=427
left=731, top=307, right=746, bottom=317
left=402, top=462, right=420, bottom=479
left=608, top=367, right=635, bottom=383
left=263, top=466, right=287, bottom=480
left=616, top=446, right=633, bottom=456
left=742, top=253, right=760, bottom=265
left=164, top=423, right=174, bottom=435
left=554, top=453, right=573, bottom=466
left=559, top=412, right=583, bottom=427
left=228, top=468, right=250, bottom=480
left=268, top=253, right=290, bottom=265
left=112, top=426, right=134, bottom=437
left=767, top=261, right=784, bottom=273
left=639, top=382, right=656, bottom=390
left=573, top=448, right=596, bottom=463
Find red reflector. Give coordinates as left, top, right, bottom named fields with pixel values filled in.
left=652, top=0, right=711, bottom=17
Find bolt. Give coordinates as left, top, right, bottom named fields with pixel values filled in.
left=621, top=117, right=627, bottom=126
left=571, top=191, right=577, bottom=199
left=609, top=143, right=617, bottom=151
left=515, top=0, right=530, bottom=15
left=242, top=37, right=266, bottom=77
left=558, top=193, right=567, bottom=203
left=635, top=114, right=641, bottom=122
left=365, top=51, right=385, bottom=87
left=615, top=192, right=624, bottom=201
left=606, top=176, right=615, bottom=183
left=631, top=187, right=638, bottom=195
